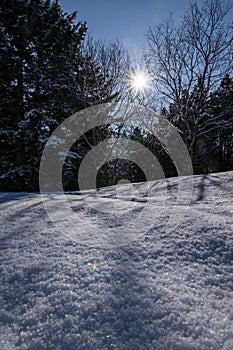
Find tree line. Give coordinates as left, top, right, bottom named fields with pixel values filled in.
left=0, top=0, right=232, bottom=191
left=145, top=0, right=233, bottom=174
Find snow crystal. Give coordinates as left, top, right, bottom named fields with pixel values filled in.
left=0, top=172, right=232, bottom=349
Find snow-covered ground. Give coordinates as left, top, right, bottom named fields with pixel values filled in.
left=0, top=172, right=233, bottom=350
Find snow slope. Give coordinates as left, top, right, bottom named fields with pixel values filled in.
left=0, top=172, right=233, bottom=350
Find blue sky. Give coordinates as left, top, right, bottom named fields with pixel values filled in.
left=59, top=0, right=203, bottom=59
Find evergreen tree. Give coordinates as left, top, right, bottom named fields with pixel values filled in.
left=0, top=0, right=114, bottom=191
left=204, top=75, right=233, bottom=172
left=168, top=75, right=233, bottom=174
left=168, top=77, right=209, bottom=173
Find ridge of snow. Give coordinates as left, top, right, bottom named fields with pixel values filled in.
left=0, top=171, right=232, bottom=349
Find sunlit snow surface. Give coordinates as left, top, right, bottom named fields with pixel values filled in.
left=0, top=172, right=233, bottom=349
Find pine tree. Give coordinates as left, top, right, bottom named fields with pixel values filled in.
left=204, top=75, right=233, bottom=172
left=0, top=0, right=114, bottom=191
left=168, top=77, right=210, bottom=173
left=168, top=75, right=233, bottom=174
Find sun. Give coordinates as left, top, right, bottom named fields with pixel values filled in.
left=128, top=70, right=151, bottom=94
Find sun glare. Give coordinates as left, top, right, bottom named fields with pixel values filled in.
left=128, top=70, right=151, bottom=94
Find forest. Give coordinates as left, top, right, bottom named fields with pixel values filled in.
left=0, top=0, right=232, bottom=191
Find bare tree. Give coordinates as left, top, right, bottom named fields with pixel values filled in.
left=83, top=35, right=131, bottom=101
left=145, top=0, right=233, bottom=170
left=146, top=0, right=233, bottom=104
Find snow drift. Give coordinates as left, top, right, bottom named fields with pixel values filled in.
left=0, top=172, right=233, bottom=349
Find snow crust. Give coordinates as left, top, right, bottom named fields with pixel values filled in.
left=0, top=172, right=232, bottom=349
